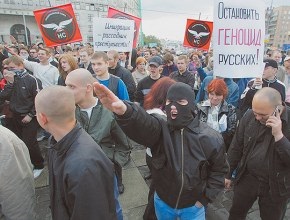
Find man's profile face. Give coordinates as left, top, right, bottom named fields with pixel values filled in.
left=107, top=53, right=118, bottom=68
left=65, top=76, right=87, bottom=105
left=91, top=58, right=108, bottom=77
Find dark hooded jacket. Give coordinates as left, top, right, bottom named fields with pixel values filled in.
left=116, top=83, right=227, bottom=208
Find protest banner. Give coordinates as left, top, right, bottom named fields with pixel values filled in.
left=213, top=0, right=265, bottom=78
left=183, top=19, right=213, bottom=51
left=34, top=3, right=82, bottom=47
left=108, top=7, right=141, bottom=48
left=93, top=17, right=134, bottom=52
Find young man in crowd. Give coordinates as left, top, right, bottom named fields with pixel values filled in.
left=135, top=56, right=163, bottom=107
left=240, top=59, right=286, bottom=116
left=169, top=55, right=195, bottom=89
left=91, top=51, right=129, bottom=100
left=107, top=50, right=136, bottom=101
left=79, top=47, right=94, bottom=75
left=35, top=85, right=119, bottom=220
left=0, top=56, right=44, bottom=178
left=65, top=68, right=131, bottom=194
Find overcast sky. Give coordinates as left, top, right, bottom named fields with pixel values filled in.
left=141, top=0, right=290, bottom=41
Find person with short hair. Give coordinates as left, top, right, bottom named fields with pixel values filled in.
left=226, top=87, right=290, bottom=220
left=35, top=85, right=118, bottom=220
left=107, top=50, right=136, bottom=101
left=0, top=56, right=44, bottom=178
left=169, top=55, right=195, bottom=90
left=65, top=68, right=131, bottom=195
left=91, top=51, right=129, bottom=100
left=79, top=47, right=94, bottom=75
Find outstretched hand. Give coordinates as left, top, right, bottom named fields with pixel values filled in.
left=93, top=82, right=127, bottom=115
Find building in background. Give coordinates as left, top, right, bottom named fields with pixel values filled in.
left=265, top=5, right=290, bottom=49
left=0, top=0, right=142, bottom=46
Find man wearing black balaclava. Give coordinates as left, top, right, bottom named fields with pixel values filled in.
left=94, top=81, right=227, bottom=220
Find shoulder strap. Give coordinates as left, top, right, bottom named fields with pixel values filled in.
left=108, top=74, right=120, bottom=96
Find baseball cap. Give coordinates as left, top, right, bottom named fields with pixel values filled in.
left=284, top=56, right=290, bottom=62
left=149, top=56, right=163, bottom=67
left=264, top=59, right=278, bottom=69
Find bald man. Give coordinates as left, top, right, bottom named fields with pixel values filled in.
left=35, top=86, right=118, bottom=220
left=226, top=87, right=290, bottom=220
left=65, top=68, right=131, bottom=194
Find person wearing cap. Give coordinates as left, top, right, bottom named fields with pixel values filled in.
left=134, top=56, right=163, bottom=107
left=239, top=58, right=286, bottom=116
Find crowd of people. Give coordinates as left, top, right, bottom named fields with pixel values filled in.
left=0, top=38, right=290, bottom=220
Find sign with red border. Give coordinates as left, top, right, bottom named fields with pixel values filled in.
left=108, top=7, right=141, bottom=48
left=34, top=3, right=82, bottom=47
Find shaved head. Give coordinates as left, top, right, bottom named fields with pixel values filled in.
left=252, top=87, right=283, bottom=124
left=35, top=85, right=76, bottom=124
left=253, top=87, right=282, bottom=107
left=66, top=68, right=96, bottom=87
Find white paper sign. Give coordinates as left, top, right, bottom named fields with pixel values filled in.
left=213, top=0, right=265, bottom=78
left=93, top=18, right=134, bottom=52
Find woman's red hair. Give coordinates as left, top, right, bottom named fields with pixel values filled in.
left=207, top=79, right=228, bottom=98
left=144, top=77, right=176, bottom=110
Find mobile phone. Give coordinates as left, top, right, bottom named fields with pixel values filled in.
left=272, top=106, right=281, bottom=117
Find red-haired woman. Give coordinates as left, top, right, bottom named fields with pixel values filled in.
left=143, top=77, right=176, bottom=220
left=197, top=78, right=237, bottom=150
left=57, top=54, right=79, bottom=86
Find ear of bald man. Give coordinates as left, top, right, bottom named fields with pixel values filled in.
left=93, top=82, right=127, bottom=115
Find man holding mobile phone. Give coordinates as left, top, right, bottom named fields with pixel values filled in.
left=225, top=87, right=290, bottom=220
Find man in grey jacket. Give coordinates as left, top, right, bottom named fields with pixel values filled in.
left=65, top=68, right=131, bottom=194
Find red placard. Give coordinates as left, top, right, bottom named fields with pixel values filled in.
left=108, top=7, right=141, bottom=48
left=33, top=3, right=82, bottom=47
left=183, top=19, right=213, bottom=51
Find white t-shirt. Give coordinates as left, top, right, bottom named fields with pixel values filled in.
left=80, top=98, right=98, bottom=119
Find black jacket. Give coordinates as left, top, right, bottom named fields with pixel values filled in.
left=116, top=102, right=227, bottom=208
left=169, top=70, right=195, bottom=90
left=109, top=63, right=136, bottom=101
left=48, top=123, right=117, bottom=220
left=0, top=72, right=42, bottom=115
left=79, top=62, right=95, bottom=75
left=227, top=107, right=290, bottom=201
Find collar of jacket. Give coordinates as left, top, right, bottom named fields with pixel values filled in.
left=178, top=70, right=190, bottom=76
left=263, top=76, right=277, bottom=84
left=50, top=122, right=82, bottom=155
left=199, top=100, right=229, bottom=114
left=169, top=116, right=200, bottom=133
